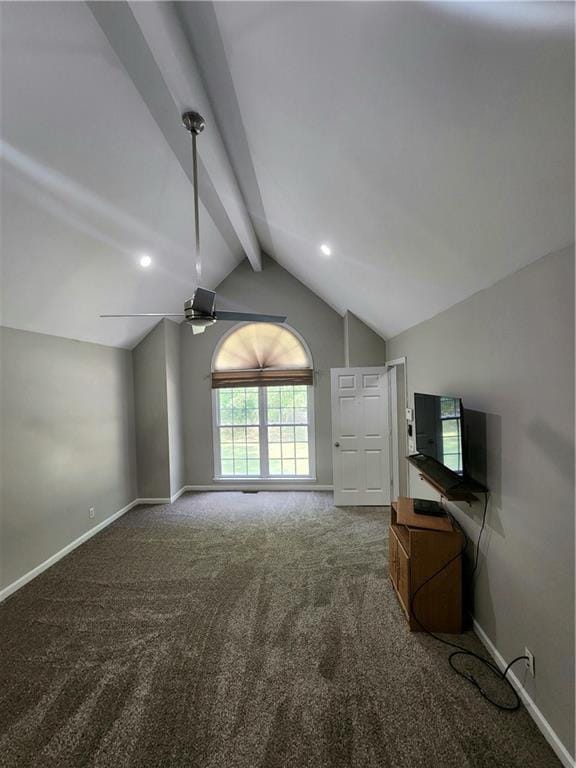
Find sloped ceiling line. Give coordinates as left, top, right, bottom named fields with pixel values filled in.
left=88, top=0, right=262, bottom=273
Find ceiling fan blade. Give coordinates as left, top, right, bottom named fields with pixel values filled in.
left=215, top=311, right=287, bottom=323
left=100, top=314, right=185, bottom=318
left=191, top=288, right=216, bottom=315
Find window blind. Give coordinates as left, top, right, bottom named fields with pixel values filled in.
left=211, top=368, right=313, bottom=389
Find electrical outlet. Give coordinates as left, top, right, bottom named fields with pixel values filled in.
left=525, top=648, right=535, bottom=677
left=89, top=507, right=95, bottom=520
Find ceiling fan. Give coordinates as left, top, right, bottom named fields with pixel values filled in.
left=101, top=111, right=286, bottom=335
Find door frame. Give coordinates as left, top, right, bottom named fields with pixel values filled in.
left=386, top=357, right=410, bottom=500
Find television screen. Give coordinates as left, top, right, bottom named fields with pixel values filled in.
left=414, top=393, right=464, bottom=475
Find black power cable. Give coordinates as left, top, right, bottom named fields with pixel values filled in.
left=470, top=491, right=489, bottom=579
left=408, top=496, right=528, bottom=711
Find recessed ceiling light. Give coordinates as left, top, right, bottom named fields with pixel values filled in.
left=320, top=243, right=332, bottom=256
left=139, top=254, right=152, bottom=268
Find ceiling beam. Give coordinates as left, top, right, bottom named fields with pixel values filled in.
left=88, top=1, right=262, bottom=272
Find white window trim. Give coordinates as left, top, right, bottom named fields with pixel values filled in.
left=212, top=385, right=317, bottom=482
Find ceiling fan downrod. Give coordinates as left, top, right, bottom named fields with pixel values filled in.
left=182, top=111, right=205, bottom=283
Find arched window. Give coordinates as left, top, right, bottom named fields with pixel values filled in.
left=211, top=323, right=315, bottom=480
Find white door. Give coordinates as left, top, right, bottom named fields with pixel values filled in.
left=331, top=367, right=390, bottom=506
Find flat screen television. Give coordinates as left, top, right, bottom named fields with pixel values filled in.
left=414, top=393, right=465, bottom=476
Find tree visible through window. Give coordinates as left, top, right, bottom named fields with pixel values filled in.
left=215, top=385, right=311, bottom=478
left=440, top=397, right=462, bottom=473
left=217, top=387, right=261, bottom=476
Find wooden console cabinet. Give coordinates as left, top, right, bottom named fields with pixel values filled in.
left=389, top=498, right=463, bottom=633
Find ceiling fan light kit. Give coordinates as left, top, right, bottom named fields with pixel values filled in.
left=100, top=110, right=287, bottom=335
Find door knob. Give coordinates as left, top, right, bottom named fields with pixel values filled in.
left=334, top=442, right=340, bottom=447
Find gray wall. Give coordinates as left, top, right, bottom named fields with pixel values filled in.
left=387, top=246, right=575, bottom=755
left=181, top=255, right=345, bottom=486
left=133, top=321, right=170, bottom=499
left=132, top=319, right=185, bottom=500
left=165, top=320, right=185, bottom=497
left=0, top=326, right=137, bottom=590
left=344, top=310, right=386, bottom=366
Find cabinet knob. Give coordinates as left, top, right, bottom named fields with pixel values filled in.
left=334, top=442, right=340, bottom=447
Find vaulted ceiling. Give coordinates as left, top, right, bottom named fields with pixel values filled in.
left=1, top=1, right=573, bottom=349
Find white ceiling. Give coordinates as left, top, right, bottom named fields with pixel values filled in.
left=0, top=2, right=242, bottom=349
left=181, top=0, right=574, bottom=337
left=1, top=2, right=574, bottom=348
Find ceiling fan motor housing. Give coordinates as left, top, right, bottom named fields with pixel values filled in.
left=184, top=297, right=216, bottom=329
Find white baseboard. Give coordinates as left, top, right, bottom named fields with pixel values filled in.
left=183, top=484, right=334, bottom=492
left=170, top=487, right=187, bottom=503
left=473, top=619, right=575, bottom=768
left=0, top=498, right=140, bottom=603
left=137, top=488, right=191, bottom=505
left=0, top=486, right=331, bottom=602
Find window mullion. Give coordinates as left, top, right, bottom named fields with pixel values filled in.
left=259, top=387, right=269, bottom=478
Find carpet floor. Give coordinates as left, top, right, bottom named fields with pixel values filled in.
left=0, top=492, right=561, bottom=768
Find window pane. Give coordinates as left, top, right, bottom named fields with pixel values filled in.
left=281, top=442, right=295, bottom=458
left=282, top=459, right=296, bottom=475
left=247, top=460, right=260, bottom=475
left=267, top=408, right=281, bottom=424
left=233, top=409, right=246, bottom=425
left=281, top=388, right=294, bottom=407
left=295, top=442, right=308, bottom=458
left=443, top=437, right=460, bottom=453
left=294, top=389, right=307, bottom=407
left=269, top=459, right=282, bottom=474
left=444, top=454, right=461, bottom=472
left=281, top=408, right=295, bottom=424
left=269, top=443, right=281, bottom=459
left=221, top=443, right=234, bottom=459
left=220, top=409, right=233, bottom=426
left=294, top=408, right=308, bottom=424
left=221, top=460, right=234, bottom=476
left=234, top=444, right=247, bottom=459
left=267, top=390, right=281, bottom=407
left=245, top=390, right=259, bottom=409
left=296, top=459, right=309, bottom=475
left=220, top=427, right=233, bottom=443
left=440, top=397, right=460, bottom=419
left=246, top=409, right=259, bottom=425
left=246, top=427, right=259, bottom=443
left=233, top=390, right=246, bottom=408
left=294, top=426, right=308, bottom=442
left=219, top=391, right=233, bottom=409
left=442, top=419, right=459, bottom=438
left=268, top=427, right=281, bottom=443
left=233, top=427, right=246, bottom=442
left=281, top=426, right=295, bottom=442
left=247, top=444, right=260, bottom=459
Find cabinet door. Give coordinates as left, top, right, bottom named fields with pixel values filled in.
left=397, top=543, right=410, bottom=614
left=389, top=529, right=398, bottom=586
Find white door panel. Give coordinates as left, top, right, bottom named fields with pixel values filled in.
left=331, top=367, right=390, bottom=506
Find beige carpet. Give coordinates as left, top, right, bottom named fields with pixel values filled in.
left=0, top=492, right=561, bottom=767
